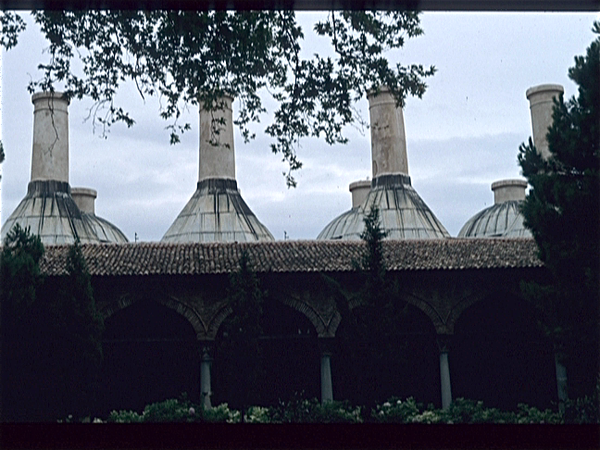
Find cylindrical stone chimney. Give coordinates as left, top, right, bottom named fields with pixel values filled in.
left=349, top=180, right=371, bottom=208
left=71, top=187, right=97, bottom=214
left=30, top=92, right=70, bottom=183
left=367, top=87, right=409, bottom=178
left=199, top=95, right=235, bottom=181
left=526, top=84, right=564, bottom=160
left=491, top=179, right=527, bottom=204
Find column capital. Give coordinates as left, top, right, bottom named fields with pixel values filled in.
left=436, top=334, right=453, bottom=353
left=318, top=337, right=335, bottom=354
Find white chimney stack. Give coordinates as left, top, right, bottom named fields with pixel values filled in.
left=30, top=92, right=70, bottom=183
left=526, top=84, right=564, bottom=160
left=491, top=179, right=527, bottom=204
left=71, top=187, right=97, bottom=214
left=199, top=95, right=236, bottom=181
left=349, top=180, right=371, bottom=208
left=367, top=87, right=409, bottom=178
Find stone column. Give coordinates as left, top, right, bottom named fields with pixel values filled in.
left=31, top=92, right=70, bottom=183
left=437, top=335, right=453, bottom=410
left=319, top=338, right=334, bottom=403
left=200, top=344, right=213, bottom=409
left=199, top=95, right=236, bottom=182
left=555, top=353, right=568, bottom=413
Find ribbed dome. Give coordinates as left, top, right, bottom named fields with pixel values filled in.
left=318, top=175, right=450, bottom=240
left=161, top=179, right=274, bottom=243
left=458, top=202, right=530, bottom=238
left=458, top=179, right=531, bottom=238
left=1, top=181, right=108, bottom=245
left=71, top=187, right=128, bottom=243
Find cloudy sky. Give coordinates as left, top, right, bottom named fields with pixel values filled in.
left=1, top=11, right=597, bottom=242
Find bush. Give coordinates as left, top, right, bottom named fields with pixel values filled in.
left=267, top=393, right=362, bottom=423
left=371, top=397, right=421, bottom=423
left=203, top=403, right=241, bottom=423
left=142, top=398, right=196, bottom=423
left=439, top=398, right=514, bottom=424
left=515, top=404, right=562, bottom=424
left=107, top=410, right=144, bottom=423
left=245, top=406, right=271, bottom=423
left=313, top=400, right=362, bottom=423
left=102, top=392, right=598, bottom=423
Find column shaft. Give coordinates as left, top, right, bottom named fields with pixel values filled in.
left=321, top=352, right=333, bottom=403
left=554, top=353, right=568, bottom=413
left=200, top=345, right=213, bottom=409
left=439, top=351, right=452, bottom=410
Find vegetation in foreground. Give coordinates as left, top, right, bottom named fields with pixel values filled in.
left=67, top=388, right=598, bottom=424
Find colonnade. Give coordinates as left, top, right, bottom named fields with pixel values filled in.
left=195, top=334, right=456, bottom=410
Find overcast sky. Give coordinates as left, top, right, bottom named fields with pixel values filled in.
left=1, top=11, right=598, bottom=242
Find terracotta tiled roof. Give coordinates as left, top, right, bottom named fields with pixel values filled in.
left=34, top=238, right=543, bottom=277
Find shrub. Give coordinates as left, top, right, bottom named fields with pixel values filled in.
left=313, top=400, right=362, bottom=423
left=203, top=403, right=241, bottom=423
left=142, top=398, right=195, bottom=423
left=267, top=393, right=361, bottom=423
left=245, top=406, right=271, bottom=423
left=371, top=397, right=421, bottom=423
left=107, top=410, right=144, bottom=423
left=514, top=403, right=562, bottom=424
left=439, top=398, right=514, bottom=424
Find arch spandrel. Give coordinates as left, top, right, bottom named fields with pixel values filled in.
left=269, top=289, right=341, bottom=339
left=99, top=287, right=229, bottom=341
left=401, top=280, right=487, bottom=335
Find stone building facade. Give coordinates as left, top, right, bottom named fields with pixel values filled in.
left=36, top=238, right=569, bottom=415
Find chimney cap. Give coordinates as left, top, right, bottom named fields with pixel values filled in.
left=491, top=179, right=527, bottom=191
left=32, top=91, right=70, bottom=104
left=349, top=179, right=371, bottom=192
left=71, top=187, right=98, bottom=198
left=526, top=84, right=564, bottom=100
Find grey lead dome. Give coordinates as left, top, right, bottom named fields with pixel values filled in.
left=458, top=179, right=531, bottom=238
left=318, top=87, right=449, bottom=241
left=161, top=95, right=274, bottom=243
left=318, top=175, right=449, bottom=240
left=1, top=92, right=128, bottom=245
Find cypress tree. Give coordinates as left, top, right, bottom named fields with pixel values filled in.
left=518, top=21, right=599, bottom=405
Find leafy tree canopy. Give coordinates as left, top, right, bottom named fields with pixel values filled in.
left=0, top=10, right=434, bottom=187
left=518, top=22, right=599, bottom=361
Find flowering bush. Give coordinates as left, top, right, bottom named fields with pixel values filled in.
left=107, top=409, right=144, bottom=423
left=245, top=406, right=271, bottom=423
left=268, top=393, right=362, bottom=423
left=99, top=391, right=598, bottom=423
left=203, top=403, right=241, bottom=423
left=371, top=397, right=421, bottom=423
left=514, top=404, right=563, bottom=424
left=439, top=398, right=514, bottom=424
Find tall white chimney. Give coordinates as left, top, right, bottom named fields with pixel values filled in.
left=526, top=84, right=564, bottom=159
left=71, top=187, right=97, bottom=214
left=162, top=94, right=274, bottom=243
left=30, top=92, right=70, bottom=183
left=199, top=95, right=235, bottom=181
left=367, top=87, right=409, bottom=178
left=491, top=179, right=527, bottom=204
left=349, top=180, right=371, bottom=208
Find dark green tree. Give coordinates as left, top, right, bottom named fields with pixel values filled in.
left=1, top=229, right=104, bottom=421
left=43, top=238, right=104, bottom=420
left=331, top=205, right=406, bottom=412
left=0, top=224, right=45, bottom=421
left=518, top=22, right=599, bottom=407
left=217, top=251, right=266, bottom=420
left=0, top=11, right=434, bottom=187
